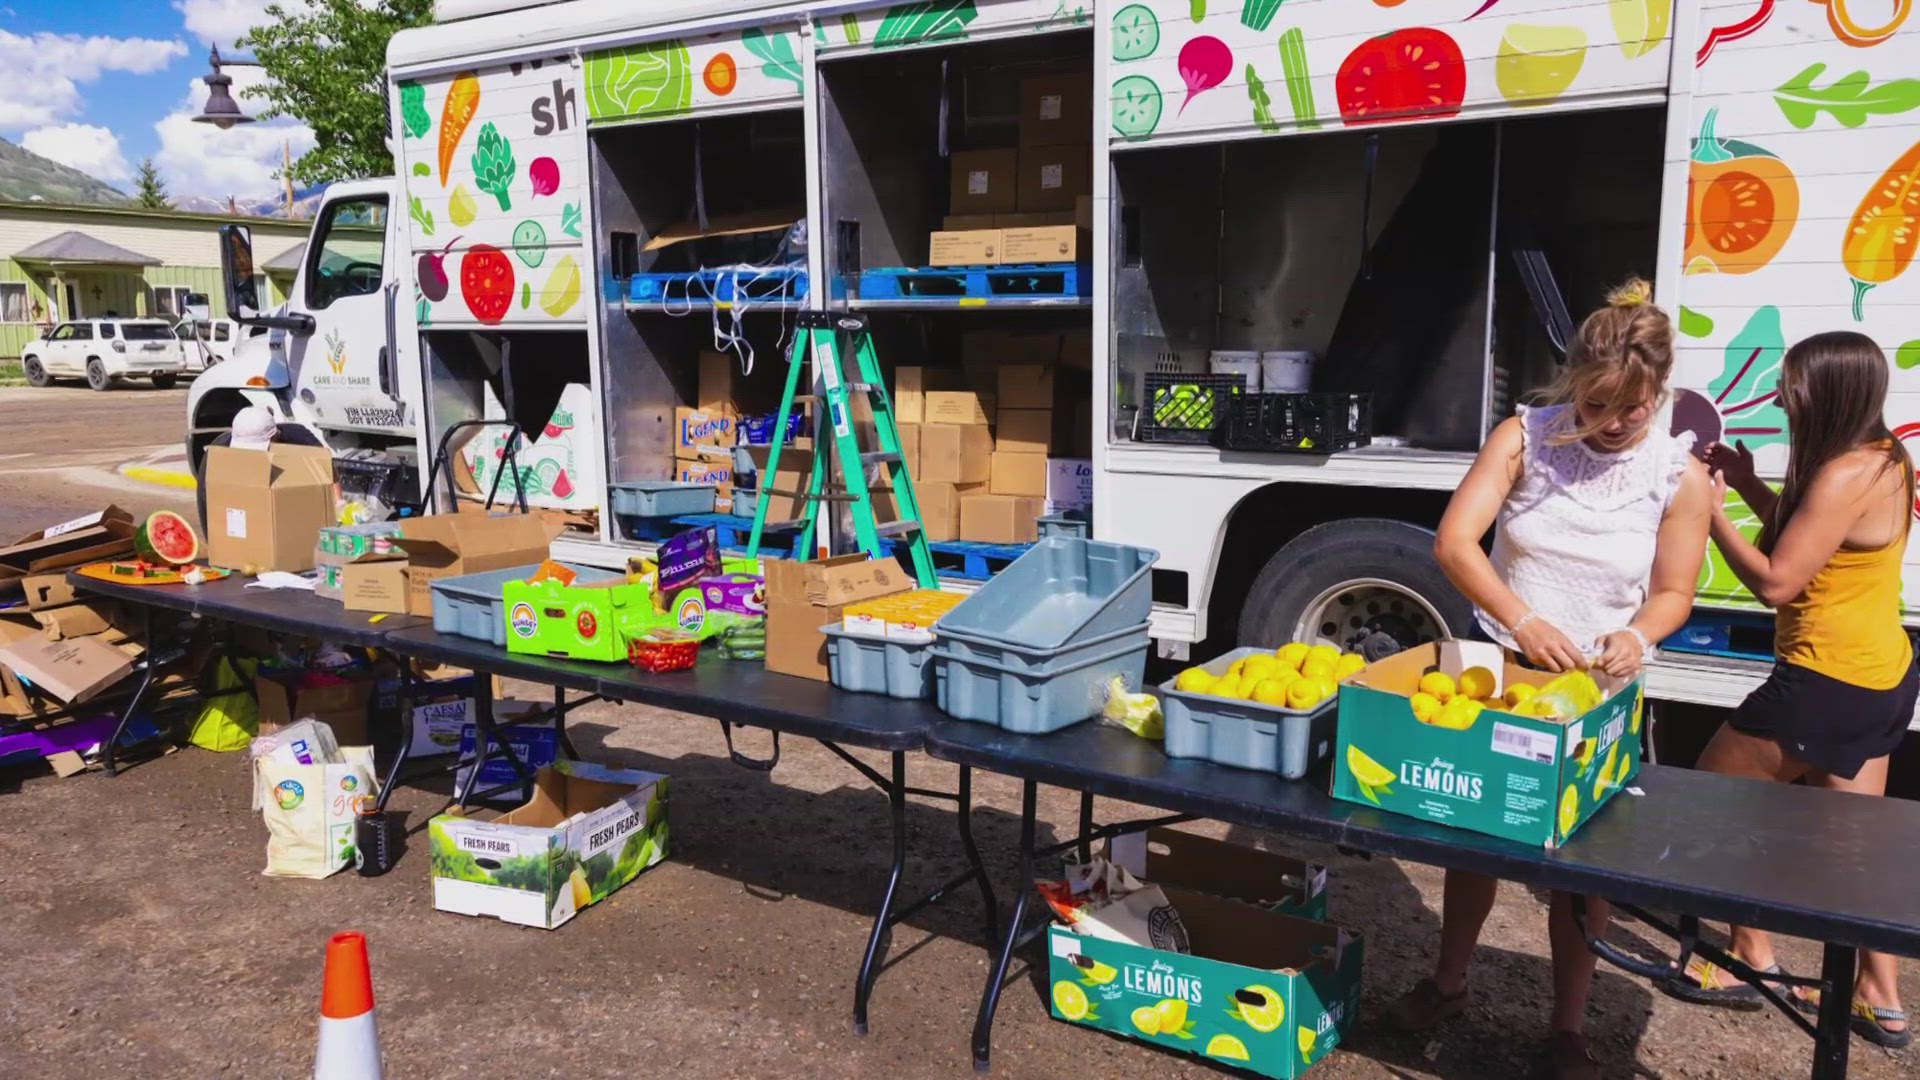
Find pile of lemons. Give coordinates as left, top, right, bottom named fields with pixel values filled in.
left=1172, top=642, right=1366, bottom=711
left=1410, top=667, right=1604, bottom=731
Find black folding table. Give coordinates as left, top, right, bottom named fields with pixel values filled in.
left=924, top=718, right=1920, bottom=1079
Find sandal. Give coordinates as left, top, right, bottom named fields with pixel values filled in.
left=1851, top=1001, right=1912, bottom=1050
left=1662, top=957, right=1782, bottom=1011
left=1384, top=977, right=1470, bottom=1031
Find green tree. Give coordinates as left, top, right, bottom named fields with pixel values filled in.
left=132, top=158, right=170, bottom=210
left=237, top=0, right=434, bottom=186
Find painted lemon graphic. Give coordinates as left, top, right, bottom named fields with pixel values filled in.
left=449, top=183, right=478, bottom=227
left=1053, top=980, right=1091, bottom=1021
left=1496, top=24, right=1589, bottom=107
left=1074, top=956, right=1118, bottom=985
left=1234, top=985, right=1284, bottom=1032
left=1297, top=1024, right=1318, bottom=1062
left=1630, top=687, right=1645, bottom=734
left=1609, top=0, right=1671, bottom=59
left=1599, top=742, right=1619, bottom=787
left=1458, top=665, right=1497, bottom=701
left=1131, top=1005, right=1162, bottom=1035
left=1206, top=1033, right=1251, bottom=1061
left=540, top=255, right=582, bottom=317
left=1153, top=998, right=1189, bottom=1033
left=1559, top=783, right=1581, bottom=837
left=1347, top=746, right=1395, bottom=805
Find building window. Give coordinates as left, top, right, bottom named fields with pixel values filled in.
left=153, top=286, right=193, bottom=318
left=0, top=283, right=26, bottom=322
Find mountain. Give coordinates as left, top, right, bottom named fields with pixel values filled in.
left=0, top=137, right=128, bottom=205
left=168, top=185, right=328, bottom=219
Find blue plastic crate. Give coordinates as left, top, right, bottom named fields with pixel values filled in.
left=852, top=262, right=1090, bottom=303
left=822, top=626, right=935, bottom=699
left=1160, top=647, right=1337, bottom=778
left=609, top=481, right=717, bottom=518
left=933, top=629, right=1149, bottom=734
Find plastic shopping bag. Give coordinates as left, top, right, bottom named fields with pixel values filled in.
left=255, top=745, right=378, bottom=879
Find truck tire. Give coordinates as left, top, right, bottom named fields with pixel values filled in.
left=1238, top=518, right=1473, bottom=661
left=22, top=356, right=50, bottom=387
left=151, top=373, right=178, bottom=390
left=86, top=358, right=111, bottom=391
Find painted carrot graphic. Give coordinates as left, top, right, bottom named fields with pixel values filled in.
left=438, top=72, right=481, bottom=186
left=1843, top=138, right=1920, bottom=320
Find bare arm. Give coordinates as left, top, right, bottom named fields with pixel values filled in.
left=1710, top=454, right=1881, bottom=607
left=1594, top=460, right=1712, bottom=677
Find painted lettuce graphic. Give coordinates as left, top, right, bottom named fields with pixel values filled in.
left=398, top=80, right=430, bottom=139
left=470, top=123, right=517, bottom=211
left=741, top=28, right=803, bottom=90
left=585, top=40, right=694, bottom=121
left=874, top=1, right=978, bottom=49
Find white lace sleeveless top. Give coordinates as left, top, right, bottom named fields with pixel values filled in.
left=1475, top=404, right=1694, bottom=656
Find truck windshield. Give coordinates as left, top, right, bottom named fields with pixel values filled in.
left=119, top=323, right=172, bottom=340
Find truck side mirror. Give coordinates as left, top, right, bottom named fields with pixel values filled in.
left=219, top=224, right=259, bottom=317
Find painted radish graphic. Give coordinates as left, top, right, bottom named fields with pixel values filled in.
left=1177, top=35, right=1232, bottom=113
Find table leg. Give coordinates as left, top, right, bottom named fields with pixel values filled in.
left=552, top=684, right=578, bottom=759
left=454, top=673, right=496, bottom=808
left=373, top=663, right=420, bottom=814
left=957, top=766, right=999, bottom=945
left=102, top=607, right=156, bottom=777
left=853, top=751, right=908, bottom=1036
left=1076, top=791, right=1094, bottom=863
left=1811, top=944, right=1855, bottom=1080
left=971, top=779, right=1037, bottom=1072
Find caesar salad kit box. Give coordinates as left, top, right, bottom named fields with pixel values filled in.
left=1046, top=888, right=1362, bottom=1078
left=428, top=760, right=668, bottom=929
left=1331, top=640, right=1645, bottom=848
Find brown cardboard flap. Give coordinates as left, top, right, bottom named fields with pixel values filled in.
left=397, top=513, right=562, bottom=568
left=643, top=209, right=803, bottom=252
left=20, top=572, right=78, bottom=611
left=500, top=766, right=639, bottom=827
left=204, top=444, right=275, bottom=488
left=0, top=635, right=134, bottom=703
left=34, top=602, right=114, bottom=640
left=1162, top=885, right=1341, bottom=973
left=1117, top=828, right=1319, bottom=908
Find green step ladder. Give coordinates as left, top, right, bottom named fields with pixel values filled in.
left=745, top=311, right=937, bottom=588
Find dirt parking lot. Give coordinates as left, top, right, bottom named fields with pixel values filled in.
left=1, top=688, right=1911, bottom=1080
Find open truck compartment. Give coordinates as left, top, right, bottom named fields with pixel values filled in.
left=1110, top=107, right=1664, bottom=453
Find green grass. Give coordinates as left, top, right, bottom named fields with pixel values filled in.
left=0, top=359, right=23, bottom=387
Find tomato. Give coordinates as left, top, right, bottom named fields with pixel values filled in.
left=1334, top=28, right=1466, bottom=127
left=460, top=244, right=515, bottom=324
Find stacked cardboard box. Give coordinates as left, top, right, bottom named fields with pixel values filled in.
left=934, top=74, right=1090, bottom=269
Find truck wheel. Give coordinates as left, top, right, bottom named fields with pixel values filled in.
left=150, top=373, right=178, bottom=390
left=1238, top=518, right=1473, bottom=660
left=86, top=358, right=111, bottom=391
left=22, top=356, right=50, bottom=387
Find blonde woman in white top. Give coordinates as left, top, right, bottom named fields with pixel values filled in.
left=1385, top=281, right=1712, bottom=1080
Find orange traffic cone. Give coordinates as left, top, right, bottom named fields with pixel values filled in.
left=314, top=931, right=383, bottom=1079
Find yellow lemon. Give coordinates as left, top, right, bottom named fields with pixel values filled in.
left=1153, top=998, right=1189, bottom=1032
left=1432, top=697, right=1484, bottom=731
left=1458, top=665, right=1497, bottom=701
left=1211, top=675, right=1242, bottom=700
left=1206, top=1033, right=1251, bottom=1061
left=1346, top=745, right=1395, bottom=789
left=1300, top=654, right=1335, bottom=680
left=1235, top=678, right=1264, bottom=701
left=1234, top=985, right=1284, bottom=1032
left=1307, top=643, right=1341, bottom=669
left=1572, top=739, right=1596, bottom=773
left=1174, top=667, right=1214, bottom=694
left=1496, top=24, right=1589, bottom=107
left=1285, top=678, right=1324, bottom=710
left=1253, top=678, right=1291, bottom=706
left=1226, top=658, right=1248, bottom=679
left=1504, top=682, right=1540, bottom=709
left=540, top=255, right=582, bottom=317
left=1335, top=653, right=1367, bottom=679
left=1242, top=654, right=1280, bottom=680
left=1630, top=687, right=1645, bottom=734
left=1276, top=642, right=1310, bottom=670
left=1609, top=0, right=1671, bottom=59
left=448, top=183, right=477, bottom=227
left=1053, top=980, right=1090, bottom=1021
left=1559, top=783, right=1581, bottom=836
left=1417, top=671, right=1456, bottom=703
left=1298, top=1025, right=1318, bottom=1061
left=1131, top=1005, right=1161, bottom=1035
left=1408, top=691, right=1441, bottom=723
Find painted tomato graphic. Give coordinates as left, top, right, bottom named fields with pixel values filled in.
left=460, top=244, right=516, bottom=324
left=1335, top=28, right=1466, bottom=126
left=577, top=609, right=598, bottom=639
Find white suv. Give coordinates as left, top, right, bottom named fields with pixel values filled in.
left=20, top=318, right=187, bottom=391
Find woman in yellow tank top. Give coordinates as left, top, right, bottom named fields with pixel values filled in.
left=1670, top=331, right=1915, bottom=1047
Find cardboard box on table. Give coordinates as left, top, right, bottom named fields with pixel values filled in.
left=201, top=446, right=334, bottom=572
left=428, top=760, right=669, bottom=929
left=341, top=554, right=411, bottom=615
left=395, top=512, right=561, bottom=618
left=763, top=555, right=912, bottom=680
left=502, top=573, right=647, bottom=662
left=1332, top=640, right=1645, bottom=848
left=1045, top=890, right=1360, bottom=1078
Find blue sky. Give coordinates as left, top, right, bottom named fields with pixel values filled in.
left=0, top=1, right=314, bottom=200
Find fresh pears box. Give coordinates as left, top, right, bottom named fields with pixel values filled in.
left=428, top=760, right=667, bottom=929
left=1332, top=641, right=1645, bottom=848
left=1045, top=888, right=1362, bottom=1078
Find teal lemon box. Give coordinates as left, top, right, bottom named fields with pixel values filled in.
left=1332, top=642, right=1645, bottom=848
left=428, top=760, right=667, bottom=929
left=1107, top=826, right=1328, bottom=923
left=1045, top=888, right=1362, bottom=1077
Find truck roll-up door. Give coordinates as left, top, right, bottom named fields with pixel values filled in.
left=1106, top=0, right=1672, bottom=148
left=397, top=58, right=589, bottom=327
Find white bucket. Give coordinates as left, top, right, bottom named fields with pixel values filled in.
left=1209, top=350, right=1262, bottom=392
left=1261, top=350, right=1316, bottom=393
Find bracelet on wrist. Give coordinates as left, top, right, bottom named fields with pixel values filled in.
left=1508, top=611, right=1538, bottom=634
left=1621, top=626, right=1652, bottom=655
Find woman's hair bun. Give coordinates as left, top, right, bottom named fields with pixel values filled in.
left=1607, top=277, right=1654, bottom=309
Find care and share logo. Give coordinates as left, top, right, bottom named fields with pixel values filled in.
left=324, top=329, right=348, bottom=374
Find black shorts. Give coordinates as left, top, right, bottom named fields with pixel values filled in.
left=1731, top=658, right=1919, bottom=780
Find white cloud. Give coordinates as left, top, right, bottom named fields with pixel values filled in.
left=174, top=0, right=279, bottom=48
left=154, top=67, right=314, bottom=201
left=21, top=123, right=132, bottom=184
left=0, top=31, right=189, bottom=130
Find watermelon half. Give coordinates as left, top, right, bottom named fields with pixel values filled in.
left=133, top=510, right=200, bottom=566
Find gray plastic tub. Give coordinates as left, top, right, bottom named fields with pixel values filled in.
left=934, top=629, right=1149, bottom=734
left=934, top=620, right=1148, bottom=673
left=935, top=537, right=1156, bottom=652
left=1160, top=646, right=1339, bottom=777
left=610, top=481, right=718, bottom=518
left=1037, top=511, right=1089, bottom=539
left=429, top=562, right=609, bottom=645
left=822, top=625, right=935, bottom=699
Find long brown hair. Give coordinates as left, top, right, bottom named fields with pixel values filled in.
left=1539, top=278, right=1674, bottom=444
left=1759, top=330, right=1913, bottom=552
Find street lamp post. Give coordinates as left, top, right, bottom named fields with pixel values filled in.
left=192, top=45, right=260, bottom=129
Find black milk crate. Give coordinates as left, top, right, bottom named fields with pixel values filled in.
left=1225, top=393, right=1373, bottom=454
left=1138, top=373, right=1247, bottom=444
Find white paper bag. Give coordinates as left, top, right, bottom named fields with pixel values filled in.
left=256, top=746, right=378, bottom=879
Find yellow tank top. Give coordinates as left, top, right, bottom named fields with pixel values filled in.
left=1776, top=528, right=1913, bottom=690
